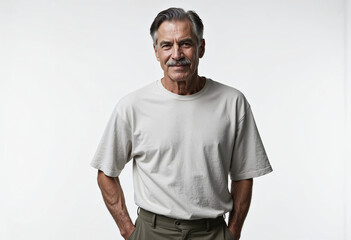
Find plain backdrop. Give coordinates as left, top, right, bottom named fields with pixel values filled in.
left=0, top=0, right=350, bottom=239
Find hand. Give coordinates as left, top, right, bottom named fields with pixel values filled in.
left=228, top=226, right=240, bottom=240
left=124, top=226, right=135, bottom=240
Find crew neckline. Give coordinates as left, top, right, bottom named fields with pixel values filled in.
left=155, top=78, right=211, bottom=101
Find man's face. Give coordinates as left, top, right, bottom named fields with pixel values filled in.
left=154, top=20, right=205, bottom=82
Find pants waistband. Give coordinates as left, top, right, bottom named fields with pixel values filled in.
left=138, top=208, right=225, bottom=230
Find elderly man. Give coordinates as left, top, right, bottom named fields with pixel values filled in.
left=91, top=7, right=272, bottom=240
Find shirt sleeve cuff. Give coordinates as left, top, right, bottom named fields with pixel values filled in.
left=90, top=162, right=122, bottom=177
left=230, top=166, right=273, bottom=181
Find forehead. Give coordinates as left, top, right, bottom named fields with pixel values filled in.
left=157, top=20, right=195, bottom=41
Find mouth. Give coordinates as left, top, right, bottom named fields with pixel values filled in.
left=170, top=65, right=188, bottom=71
left=170, top=64, right=189, bottom=68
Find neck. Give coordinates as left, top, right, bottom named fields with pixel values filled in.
left=161, top=75, right=206, bottom=95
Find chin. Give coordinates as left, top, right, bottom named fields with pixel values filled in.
left=171, top=78, right=187, bottom=82
left=168, top=74, right=191, bottom=82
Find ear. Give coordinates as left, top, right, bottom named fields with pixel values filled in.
left=199, top=39, right=205, bottom=58
left=153, top=44, right=160, bottom=62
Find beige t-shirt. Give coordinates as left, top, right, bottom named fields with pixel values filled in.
left=91, top=78, right=272, bottom=220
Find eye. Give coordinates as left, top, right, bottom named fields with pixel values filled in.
left=181, top=42, right=192, bottom=48
left=162, top=44, right=171, bottom=49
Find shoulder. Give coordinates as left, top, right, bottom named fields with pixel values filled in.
left=116, top=80, right=156, bottom=107
left=111, top=80, right=157, bottom=120
left=208, top=78, right=250, bottom=110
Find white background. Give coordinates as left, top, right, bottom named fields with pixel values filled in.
left=0, top=0, right=350, bottom=239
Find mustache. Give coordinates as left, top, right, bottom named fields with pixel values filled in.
left=166, top=58, right=191, bottom=66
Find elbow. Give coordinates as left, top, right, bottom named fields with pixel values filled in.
left=97, top=170, right=105, bottom=188
left=97, top=170, right=118, bottom=189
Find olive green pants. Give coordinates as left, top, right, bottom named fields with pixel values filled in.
left=128, top=208, right=235, bottom=240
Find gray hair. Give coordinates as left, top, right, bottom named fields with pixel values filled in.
left=150, top=8, right=204, bottom=47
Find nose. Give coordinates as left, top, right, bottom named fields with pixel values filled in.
left=171, top=45, right=183, bottom=60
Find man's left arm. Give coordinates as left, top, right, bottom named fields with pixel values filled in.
left=228, top=178, right=253, bottom=240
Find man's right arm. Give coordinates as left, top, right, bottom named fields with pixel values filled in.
left=97, top=170, right=135, bottom=240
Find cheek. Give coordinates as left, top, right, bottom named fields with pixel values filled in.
left=160, top=54, right=170, bottom=64
left=190, top=54, right=199, bottom=64
left=189, top=50, right=198, bottom=61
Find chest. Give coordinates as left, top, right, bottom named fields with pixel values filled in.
left=132, top=101, right=234, bottom=151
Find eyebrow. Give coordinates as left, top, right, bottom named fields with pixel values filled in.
left=159, top=38, right=194, bottom=46
left=178, top=38, right=193, bottom=44
left=159, top=40, right=172, bottom=46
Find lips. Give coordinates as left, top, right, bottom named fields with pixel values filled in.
left=170, top=65, right=188, bottom=70
left=170, top=64, right=189, bottom=67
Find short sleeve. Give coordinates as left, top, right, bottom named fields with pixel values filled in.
left=230, top=106, right=273, bottom=180
left=90, top=104, right=132, bottom=177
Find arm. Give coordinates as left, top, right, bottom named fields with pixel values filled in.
left=228, top=178, right=253, bottom=240
left=97, top=170, right=135, bottom=240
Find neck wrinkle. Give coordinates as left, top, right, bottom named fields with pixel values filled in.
left=162, top=76, right=205, bottom=96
